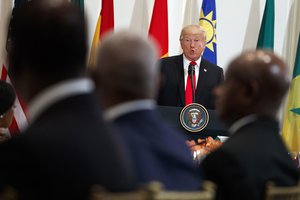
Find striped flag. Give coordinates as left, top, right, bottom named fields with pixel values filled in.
left=0, top=0, right=28, bottom=135
left=199, top=0, right=217, bottom=64
left=282, top=33, right=300, bottom=153
left=0, top=66, right=27, bottom=135
left=89, top=0, right=114, bottom=67
left=148, top=0, right=168, bottom=58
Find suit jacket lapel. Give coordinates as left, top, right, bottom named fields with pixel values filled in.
left=195, top=59, right=208, bottom=103
left=176, top=55, right=185, bottom=106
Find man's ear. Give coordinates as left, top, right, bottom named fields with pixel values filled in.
left=241, top=79, right=260, bottom=106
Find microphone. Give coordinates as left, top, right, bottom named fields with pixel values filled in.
left=188, top=63, right=196, bottom=103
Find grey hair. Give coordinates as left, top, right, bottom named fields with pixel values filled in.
left=95, top=31, right=159, bottom=99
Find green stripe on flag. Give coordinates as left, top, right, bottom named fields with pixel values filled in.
left=293, top=38, right=300, bottom=78
left=257, top=0, right=274, bottom=50
left=71, top=0, right=84, bottom=14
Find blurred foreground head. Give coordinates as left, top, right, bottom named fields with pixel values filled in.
left=214, top=50, right=290, bottom=125
left=93, top=31, right=158, bottom=108
left=8, top=0, right=87, bottom=102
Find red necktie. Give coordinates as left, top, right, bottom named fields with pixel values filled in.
left=185, top=61, right=197, bottom=105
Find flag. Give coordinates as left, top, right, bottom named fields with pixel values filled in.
left=129, top=0, right=149, bottom=36
left=182, top=0, right=199, bottom=27
left=0, top=66, right=27, bottom=135
left=71, top=0, right=84, bottom=14
left=282, top=33, right=300, bottom=152
left=0, top=0, right=28, bottom=135
left=199, top=0, right=217, bottom=64
left=256, top=0, right=274, bottom=50
left=88, top=0, right=114, bottom=67
left=148, top=0, right=168, bottom=58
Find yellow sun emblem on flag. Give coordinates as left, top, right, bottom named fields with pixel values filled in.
left=199, top=10, right=217, bottom=52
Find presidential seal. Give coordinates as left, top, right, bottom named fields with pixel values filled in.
left=180, top=103, right=209, bottom=133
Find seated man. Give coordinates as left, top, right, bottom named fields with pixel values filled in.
left=201, top=50, right=300, bottom=200
left=92, top=31, right=201, bottom=190
left=0, top=1, right=134, bottom=199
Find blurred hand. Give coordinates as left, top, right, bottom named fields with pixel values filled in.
left=204, top=136, right=222, bottom=153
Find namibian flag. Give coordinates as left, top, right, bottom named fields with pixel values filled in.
left=199, top=0, right=217, bottom=64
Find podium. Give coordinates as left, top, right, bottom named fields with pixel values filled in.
left=157, top=106, right=229, bottom=140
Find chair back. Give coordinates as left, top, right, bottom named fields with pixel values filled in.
left=89, top=185, right=149, bottom=200
left=89, top=181, right=215, bottom=200
left=265, top=181, right=300, bottom=200
left=148, top=181, right=215, bottom=200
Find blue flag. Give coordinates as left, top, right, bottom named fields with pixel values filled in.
left=199, top=0, right=217, bottom=64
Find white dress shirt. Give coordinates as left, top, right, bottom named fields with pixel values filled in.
left=183, top=55, right=201, bottom=89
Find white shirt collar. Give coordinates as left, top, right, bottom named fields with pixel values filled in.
left=27, top=78, right=95, bottom=124
left=228, top=115, right=258, bottom=135
left=104, top=99, right=156, bottom=121
left=183, top=54, right=201, bottom=88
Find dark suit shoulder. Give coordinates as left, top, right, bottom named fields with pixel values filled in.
left=201, top=59, right=223, bottom=72
left=159, top=55, right=183, bottom=69
left=160, top=54, right=182, bottom=62
left=200, top=58, right=224, bottom=83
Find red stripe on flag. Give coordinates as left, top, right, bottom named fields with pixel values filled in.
left=149, top=0, right=169, bottom=58
left=8, top=117, right=19, bottom=136
left=1, top=64, right=7, bottom=80
left=99, top=0, right=114, bottom=40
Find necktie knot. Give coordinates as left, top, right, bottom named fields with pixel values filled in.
left=190, top=61, right=197, bottom=66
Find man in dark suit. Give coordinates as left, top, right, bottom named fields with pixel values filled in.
left=157, top=25, right=224, bottom=109
left=92, top=31, right=201, bottom=190
left=201, top=50, right=300, bottom=200
left=0, top=1, right=134, bottom=199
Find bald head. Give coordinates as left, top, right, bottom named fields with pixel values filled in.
left=214, top=50, right=290, bottom=124
left=93, top=31, right=158, bottom=108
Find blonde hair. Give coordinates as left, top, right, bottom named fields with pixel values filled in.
left=179, top=25, right=206, bottom=43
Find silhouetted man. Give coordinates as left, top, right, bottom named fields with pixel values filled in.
left=201, top=50, right=300, bottom=200
left=0, top=1, right=134, bottom=199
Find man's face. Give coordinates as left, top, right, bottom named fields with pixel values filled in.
left=180, top=33, right=205, bottom=61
